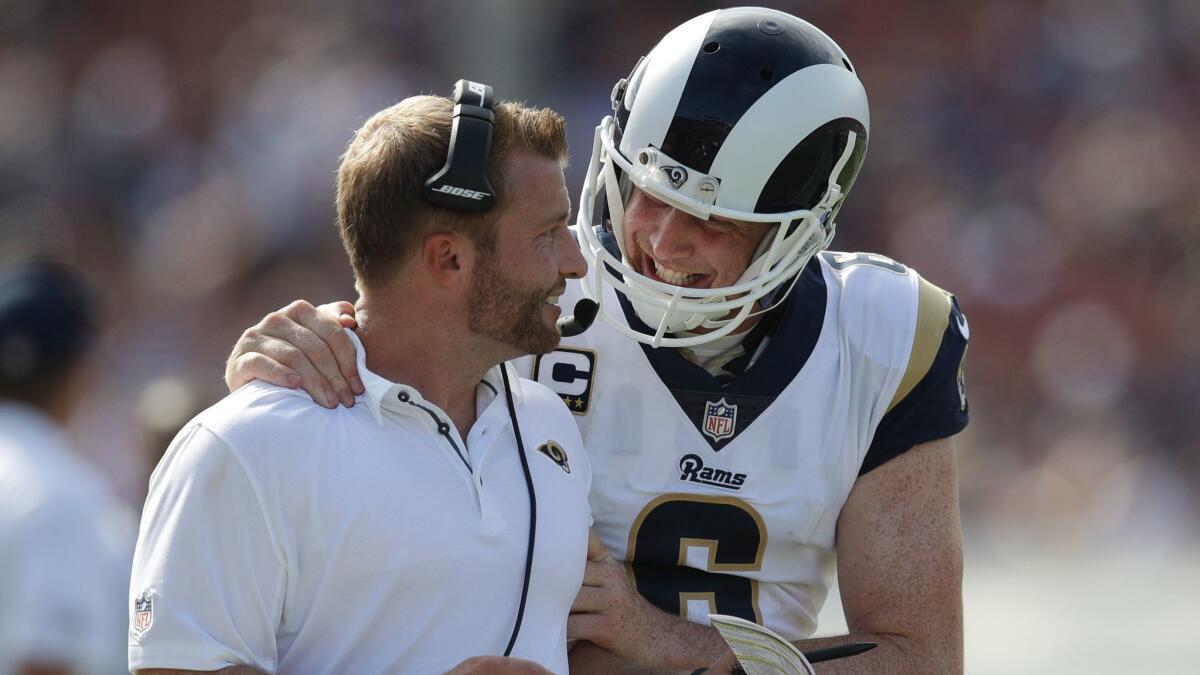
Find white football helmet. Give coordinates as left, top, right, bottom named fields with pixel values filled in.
left=576, top=7, right=870, bottom=347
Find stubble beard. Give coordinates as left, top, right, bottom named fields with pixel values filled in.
left=467, top=249, right=561, bottom=356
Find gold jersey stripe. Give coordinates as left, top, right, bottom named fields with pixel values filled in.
left=887, top=275, right=954, bottom=412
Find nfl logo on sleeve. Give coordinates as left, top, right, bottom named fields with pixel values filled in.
left=702, top=398, right=738, bottom=442
left=132, top=590, right=153, bottom=638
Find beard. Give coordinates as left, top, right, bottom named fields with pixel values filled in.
left=467, top=249, right=561, bottom=356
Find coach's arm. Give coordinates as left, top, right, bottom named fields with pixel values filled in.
left=567, top=435, right=964, bottom=674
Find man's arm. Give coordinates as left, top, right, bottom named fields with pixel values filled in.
left=568, top=641, right=742, bottom=675
left=224, top=300, right=362, bottom=407
left=129, top=424, right=285, bottom=672
left=569, top=436, right=963, bottom=674
left=816, top=435, right=963, bottom=673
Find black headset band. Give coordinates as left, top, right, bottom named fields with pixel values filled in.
left=423, top=79, right=498, bottom=212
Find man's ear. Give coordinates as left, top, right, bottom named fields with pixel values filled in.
left=420, top=231, right=475, bottom=290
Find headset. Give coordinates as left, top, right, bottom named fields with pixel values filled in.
left=423, top=79, right=596, bottom=658
left=424, top=80, right=497, bottom=212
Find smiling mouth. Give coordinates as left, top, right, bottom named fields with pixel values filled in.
left=641, top=254, right=711, bottom=289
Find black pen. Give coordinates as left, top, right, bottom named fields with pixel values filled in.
left=802, top=641, right=877, bottom=664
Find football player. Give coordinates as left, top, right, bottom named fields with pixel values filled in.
left=224, top=8, right=968, bottom=673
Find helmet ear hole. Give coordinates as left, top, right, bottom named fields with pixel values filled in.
left=703, top=41, right=720, bottom=54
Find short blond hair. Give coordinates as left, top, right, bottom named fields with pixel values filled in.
left=335, top=96, right=567, bottom=287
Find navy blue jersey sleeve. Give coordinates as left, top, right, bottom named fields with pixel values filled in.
left=860, top=295, right=969, bottom=475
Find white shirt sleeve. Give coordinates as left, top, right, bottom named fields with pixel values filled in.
left=129, top=423, right=285, bottom=672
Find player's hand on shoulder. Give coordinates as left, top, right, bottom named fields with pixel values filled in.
left=224, top=299, right=362, bottom=408
left=568, top=530, right=660, bottom=664
left=444, top=655, right=554, bottom=674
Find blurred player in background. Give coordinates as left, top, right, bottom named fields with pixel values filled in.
left=0, top=260, right=134, bottom=675
left=226, top=8, right=968, bottom=673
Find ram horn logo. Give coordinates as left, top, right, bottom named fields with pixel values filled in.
left=659, top=165, right=688, bottom=189
left=536, top=440, right=571, bottom=473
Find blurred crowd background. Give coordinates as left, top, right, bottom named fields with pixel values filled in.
left=1, top=0, right=1197, bottom=672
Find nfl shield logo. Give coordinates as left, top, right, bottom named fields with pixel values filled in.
left=132, top=591, right=153, bottom=638
left=702, top=398, right=738, bottom=442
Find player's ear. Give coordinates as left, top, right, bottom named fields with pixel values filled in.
left=420, top=231, right=474, bottom=290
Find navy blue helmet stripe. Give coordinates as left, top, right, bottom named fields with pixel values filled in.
left=658, top=7, right=848, bottom=175
left=755, top=118, right=867, bottom=213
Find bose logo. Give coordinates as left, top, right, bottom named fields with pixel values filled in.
left=678, top=453, right=747, bottom=491
left=433, top=184, right=489, bottom=200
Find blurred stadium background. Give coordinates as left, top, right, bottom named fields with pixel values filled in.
left=1, top=0, right=1197, bottom=672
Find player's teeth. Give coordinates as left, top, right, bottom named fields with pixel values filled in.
left=654, top=261, right=699, bottom=285
left=546, top=295, right=560, bottom=305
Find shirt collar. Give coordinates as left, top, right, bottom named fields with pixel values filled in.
left=347, top=330, right=523, bottom=427
left=483, top=360, right=523, bottom=402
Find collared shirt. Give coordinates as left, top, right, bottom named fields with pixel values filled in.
left=0, top=402, right=134, bottom=675
left=129, top=332, right=592, bottom=674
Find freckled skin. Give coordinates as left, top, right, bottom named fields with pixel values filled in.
left=622, top=188, right=770, bottom=291
left=830, top=436, right=964, bottom=674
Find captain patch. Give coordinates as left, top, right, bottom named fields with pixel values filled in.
left=532, top=347, right=597, bottom=414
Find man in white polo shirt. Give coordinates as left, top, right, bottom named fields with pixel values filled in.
left=128, top=87, right=593, bottom=673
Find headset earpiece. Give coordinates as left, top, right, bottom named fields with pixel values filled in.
left=424, top=79, right=497, bottom=212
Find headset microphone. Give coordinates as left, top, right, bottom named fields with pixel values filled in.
left=557, top=298, right=598, bottom=337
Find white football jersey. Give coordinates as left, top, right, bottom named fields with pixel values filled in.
left=517, top=250, right=969, bottom=641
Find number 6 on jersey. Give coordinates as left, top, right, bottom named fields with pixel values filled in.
left=627, top=494, right=767, bottom=624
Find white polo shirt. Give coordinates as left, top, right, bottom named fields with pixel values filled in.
left=129, top=332, right=592, bottom=674
left=0, top=402, right=134, bottom=675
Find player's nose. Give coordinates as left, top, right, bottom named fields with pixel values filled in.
left=646, top=207, right=698, bottom=261
left=560, top=228, right=587, bottom=280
